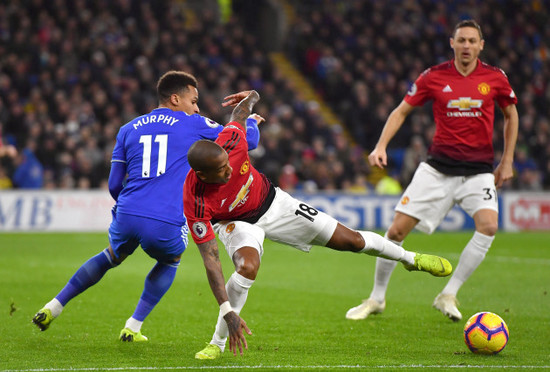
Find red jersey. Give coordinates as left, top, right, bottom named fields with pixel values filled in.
left=404, top=59, right=517, bottom=174
left=184, top=122, right=273, bottom=244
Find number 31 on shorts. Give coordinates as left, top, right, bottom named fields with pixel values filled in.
left=483, top=187, right=497, bottom=201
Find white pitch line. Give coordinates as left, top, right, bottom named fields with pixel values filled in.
left=3, top=365, right=550, bottom=371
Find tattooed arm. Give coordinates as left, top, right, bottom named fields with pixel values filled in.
left=222, top=90, right=260, bottom=132
left=197, top=238, right=252, bottom=356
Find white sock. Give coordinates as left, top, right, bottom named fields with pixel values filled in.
left=359, top=231, right=414, bottom=264
left=46, top=298, right=64, bottom=318
left=369, top=232, right=400, bottom=303
left=211, top=272, right=254, bottom=352
left=125, top=317, right=143, bottom=333
left=442, top=231, right=493, bottom=296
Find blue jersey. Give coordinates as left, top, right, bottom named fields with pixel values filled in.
left=111, top=108, right=225, bottom=226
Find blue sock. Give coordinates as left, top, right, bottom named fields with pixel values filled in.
left=55, top=248, right=116, bottom=306
left=132, top=262, right=179, bottom=321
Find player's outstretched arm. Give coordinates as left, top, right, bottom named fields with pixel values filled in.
left=369, top=100, right=414, bottom=169
left=228, top=91, right=260, bottom=130
left=222, top=90, right=256, bottom=107
left=197, top=239, right=252, bottom=356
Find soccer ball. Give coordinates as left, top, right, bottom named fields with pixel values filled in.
left=463, top=312, right=509, bottom=354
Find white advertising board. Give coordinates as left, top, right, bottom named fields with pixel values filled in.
left=1, top=190, right=549, bottom=232
left=0, top=190, right=115, bottom=232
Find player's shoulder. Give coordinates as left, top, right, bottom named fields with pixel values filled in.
left=183, top=113, right=222, bottom=129
left=218, top=122, right=247, bottom=142
left=421, top=60, right=454, bottom=77
left=478, top=60, right=509, bottom=77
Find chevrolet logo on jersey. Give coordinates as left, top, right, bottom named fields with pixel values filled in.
left=447, top=97, right=483, bottom=110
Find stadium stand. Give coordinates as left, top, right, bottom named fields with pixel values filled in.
left=0, top=0, right=548, bottom=191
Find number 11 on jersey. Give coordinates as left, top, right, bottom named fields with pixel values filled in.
left=140, top=134, right=168, bottom=177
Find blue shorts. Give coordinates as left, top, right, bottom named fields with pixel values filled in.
left=108, top=212, right=189, bottom=263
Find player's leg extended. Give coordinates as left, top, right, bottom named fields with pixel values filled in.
left=325, top=216, right=451, bottom=276
left=32, top=247, right=119, bottom=331
left=196, top=247, right=259, bottom=359
left=434, top=208, right=497, bottom=321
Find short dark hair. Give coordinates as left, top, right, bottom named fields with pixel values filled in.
left=156, top=71, right=198, bottom=103
left=188, top=140, right=224, bottom=172
left=453, top=19, right=483, bottom=40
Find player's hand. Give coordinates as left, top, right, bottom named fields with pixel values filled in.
left=222, top=91, right=257, bottom=107
left=248, top=113, right=265, bottom=125
left=223, top=311, right=252, bottom=356
left=493, top=161, right=514, bottom=188
left=368, top=148, right=388, bottom=169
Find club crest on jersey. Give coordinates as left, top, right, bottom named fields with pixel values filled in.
left=192, top=222, right=208, bottom=238
left=225, top=223, right=236, bottom=234
left=477, top=82, right=490, bottom=95
left=407, top=83, right=417, bottom=96
left=240, top=160, right=249, bottom=175
left=447, top=97, right=482, bottom=111
left=401, top=196, right=410, bottom=205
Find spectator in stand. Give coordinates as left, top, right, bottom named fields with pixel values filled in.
left=0, top=137, right=17, bottom=189
left=12, top=142, right=43, bottom=189
left=401, top=135, right=427, bottom=186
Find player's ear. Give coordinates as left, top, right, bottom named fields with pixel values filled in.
left=479, top=39, right=484, bottom=51
left=170, top=93, right=180, bottom=106
left=195, top=170, right=207, bottom=182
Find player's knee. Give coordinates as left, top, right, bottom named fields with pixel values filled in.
left=350, top=230, right=366, bottom=251
left=386, top=225, right=407, bottom=242
left=236, top=260, right=259, bottom=280
left=477, top=222, right=498, bottom=237
left=334, top=230, right=364, bottom=252
left=328, top=224, right=364, bottom=252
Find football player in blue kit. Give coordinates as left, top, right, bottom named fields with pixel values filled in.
left=32, top=71, right=261, bottom=341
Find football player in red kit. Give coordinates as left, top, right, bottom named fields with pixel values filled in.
left=346, top=20, right=519, bottom=322
left=184, top=91, right=452, bottom=359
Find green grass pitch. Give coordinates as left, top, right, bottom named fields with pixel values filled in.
left=1, top=231, right=549, bottom=370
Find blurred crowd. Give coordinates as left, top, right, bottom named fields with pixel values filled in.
left=0, top=0, right=549, bottom=192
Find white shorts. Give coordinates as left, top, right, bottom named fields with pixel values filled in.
left=395, top=162, right=498, bottom=234
left=213, top=187, right=338, bottom=258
